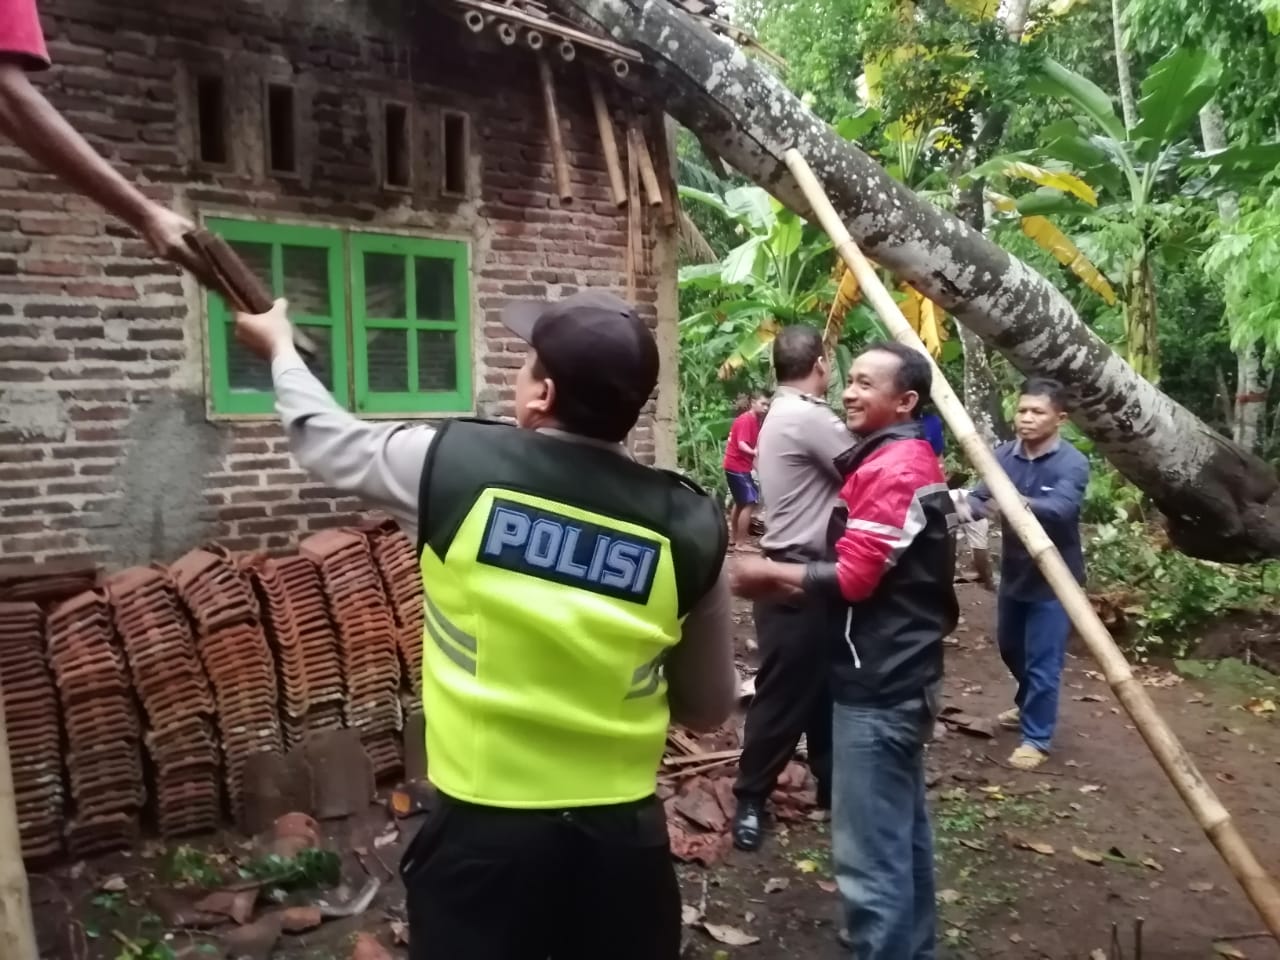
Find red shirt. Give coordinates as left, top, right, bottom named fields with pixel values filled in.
left=0, top=0, right=51, bottom=70
left=723, top=411, right=761, bottom=473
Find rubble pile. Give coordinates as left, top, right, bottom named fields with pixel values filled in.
left=661, top=728, right=819, bottom=866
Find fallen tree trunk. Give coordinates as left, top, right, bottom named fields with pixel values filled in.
left=549, top=0, right=1280, bottom=562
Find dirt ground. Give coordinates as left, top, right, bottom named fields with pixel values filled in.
left=29, top=585, right=1280, bottom=959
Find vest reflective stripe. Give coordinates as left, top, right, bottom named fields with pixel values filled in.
left=423, top=592, right=477, bottom=675
left=420, top=487, right=683, bottom=809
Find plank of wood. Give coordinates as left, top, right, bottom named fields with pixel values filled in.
left=663, top=749, right=742, bottom=768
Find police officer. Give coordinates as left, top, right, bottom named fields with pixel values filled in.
left=234, top=291, right=736, bottom=960
left=732, top=326, right=857, bottom=851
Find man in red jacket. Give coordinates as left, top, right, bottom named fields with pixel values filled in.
left=723, top=392, right=769, bottom=548
left=733, top=341, right=957, bottom=959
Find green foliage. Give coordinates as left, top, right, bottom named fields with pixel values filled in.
left=1202, top=187, right=1280, bottom=362
left=164, top=845, right=221, bottom=888
left=1088, top=522, right=1280, bottom=657
left=241, top=848, right=341, bottom=891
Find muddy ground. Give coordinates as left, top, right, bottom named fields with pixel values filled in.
left=30, top=585, right=1280, bottom=959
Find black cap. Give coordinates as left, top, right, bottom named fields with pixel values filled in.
left=501, top=290, right=659, bottom=441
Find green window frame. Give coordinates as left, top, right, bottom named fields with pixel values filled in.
left=350, top=233, right=472, bottom=414
left=204, top=219, right=471, bottom=417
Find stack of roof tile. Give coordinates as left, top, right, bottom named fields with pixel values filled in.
left=301, top=529, right=403, bottom=779
left=362, top=517, right=425, bottom=703
left=106, top=567, right=222, bottom=838
left=0, top=560, right=98, bottom=606
left=46, top=591, right=143, bottom=857
left=170, top=548, right=282, bottom=817
left=0, top=602, right=64, bottom=861
left=242, top=554, right=346, bottom=749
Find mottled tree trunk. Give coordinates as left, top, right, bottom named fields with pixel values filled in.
left=1111, top=0, right=1137, bottom=131
left=1200, top=101, right=1267, bottom=452
left=952, top=180, right=1010, bottom=447
left=550, top=0, right=1280, bottom=560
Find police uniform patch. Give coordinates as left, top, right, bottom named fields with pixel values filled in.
left=477, top=498, right=661, bottom=603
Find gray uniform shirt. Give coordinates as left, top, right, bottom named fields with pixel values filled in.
left=756, top=385, right=857, bottom=559
left=270, top=349, right=735, bottom=731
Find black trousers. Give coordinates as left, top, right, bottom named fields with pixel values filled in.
left=400, top=793, right=680, bottom=960
left=734, top=594, right=834, bottom=803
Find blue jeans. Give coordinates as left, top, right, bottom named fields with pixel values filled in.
left=997, top=594, right=1071, bottom=751
left=832, top=693, right=936, bottom=960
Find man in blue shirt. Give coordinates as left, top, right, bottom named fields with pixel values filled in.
left=968, top=379, right=1089, bottom=771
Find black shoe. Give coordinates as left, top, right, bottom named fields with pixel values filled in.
left=732, top=799, right=766, bottom=851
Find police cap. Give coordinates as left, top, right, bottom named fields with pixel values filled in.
left=501, top=290, right=659, bottom=441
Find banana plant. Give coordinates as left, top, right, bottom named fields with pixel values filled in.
left=972, top=47, right=1280, bottom=382
left=678, top=184, right=835, bottom=378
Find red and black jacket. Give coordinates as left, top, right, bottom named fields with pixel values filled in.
left=803, top=422, right=959, bottom=706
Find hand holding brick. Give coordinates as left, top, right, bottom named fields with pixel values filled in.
left=234, top=298, right=295, bottom=363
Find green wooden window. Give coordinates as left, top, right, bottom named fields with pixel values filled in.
left=204, top=219, right=471, bottom=416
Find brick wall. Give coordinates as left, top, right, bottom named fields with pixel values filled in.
left=0, top=0, right=668, bottom=567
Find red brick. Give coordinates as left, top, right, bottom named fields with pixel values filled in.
left=0, top=462, right=76, bottom=482
left=0, top=446, right=46, bottom=464
left=0, top=344, right=71, bottom=363
left=19, top=216, right=100, bottom=236
left=0, top=322, right=40, bottom=338
left=206, top=474, right=262, bottom=489
left=54, top=324, right=105, bottom=340
left=68, top=405, right=129, bottom=422
left=229, top=489, right=292, bottom=504
left=64, top=281, right=139, bottom=300
left=238, top=517, right=300, bottom=535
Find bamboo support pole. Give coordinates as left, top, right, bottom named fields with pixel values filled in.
left=649, top=111, right=678, bottom=229
left=627, top=121, right=663, bottom=208
left=782, top=147, right=1280, bottom=942
left=536, top=57, right=573, bottom=205
left=0, top=695, right=37, bottom=960
left=625, top=128, right=640, bottom=302
left=587, top=74, right=627, bottom=208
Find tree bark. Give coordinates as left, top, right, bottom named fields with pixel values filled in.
left=1111, top=0, right=1137, bottom=132
left=1199, top=101, right=1266, bottom=452
left=551, top=0, right=1280, bottom=561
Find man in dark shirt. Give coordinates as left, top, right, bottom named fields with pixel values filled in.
left=968, top=378, right=1089, bottom=770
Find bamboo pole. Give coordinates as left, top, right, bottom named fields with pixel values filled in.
left=625, top=128, right=640, bottom=302
left=627, top=121, right=663, bottom=208
left=537, top=56, right=573, bottom=205
left=0, top=694, right=38, bottom=960
left=782, top=147, right=1280, bottom=941
left=649, top=110, right=678, bottom=229
left=587, top=74, right=627, bottom=208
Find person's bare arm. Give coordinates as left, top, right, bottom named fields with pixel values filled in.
left=665, top=569, right=737, bottom=732
left=0, top=60, right=203, bottom=274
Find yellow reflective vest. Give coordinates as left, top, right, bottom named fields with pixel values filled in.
left=416, top=419, right=725, bottom=808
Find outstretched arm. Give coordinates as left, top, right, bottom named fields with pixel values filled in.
left=236, top=300, right=434, bottom=538
left=0, top=59, right=204, bottom=275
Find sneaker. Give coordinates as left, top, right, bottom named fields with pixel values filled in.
left=732, top=799, right=766, bottom=852
left=1008, top=744, right=1048, bottom=770
left=997, top=707, right=1021, bottom=730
